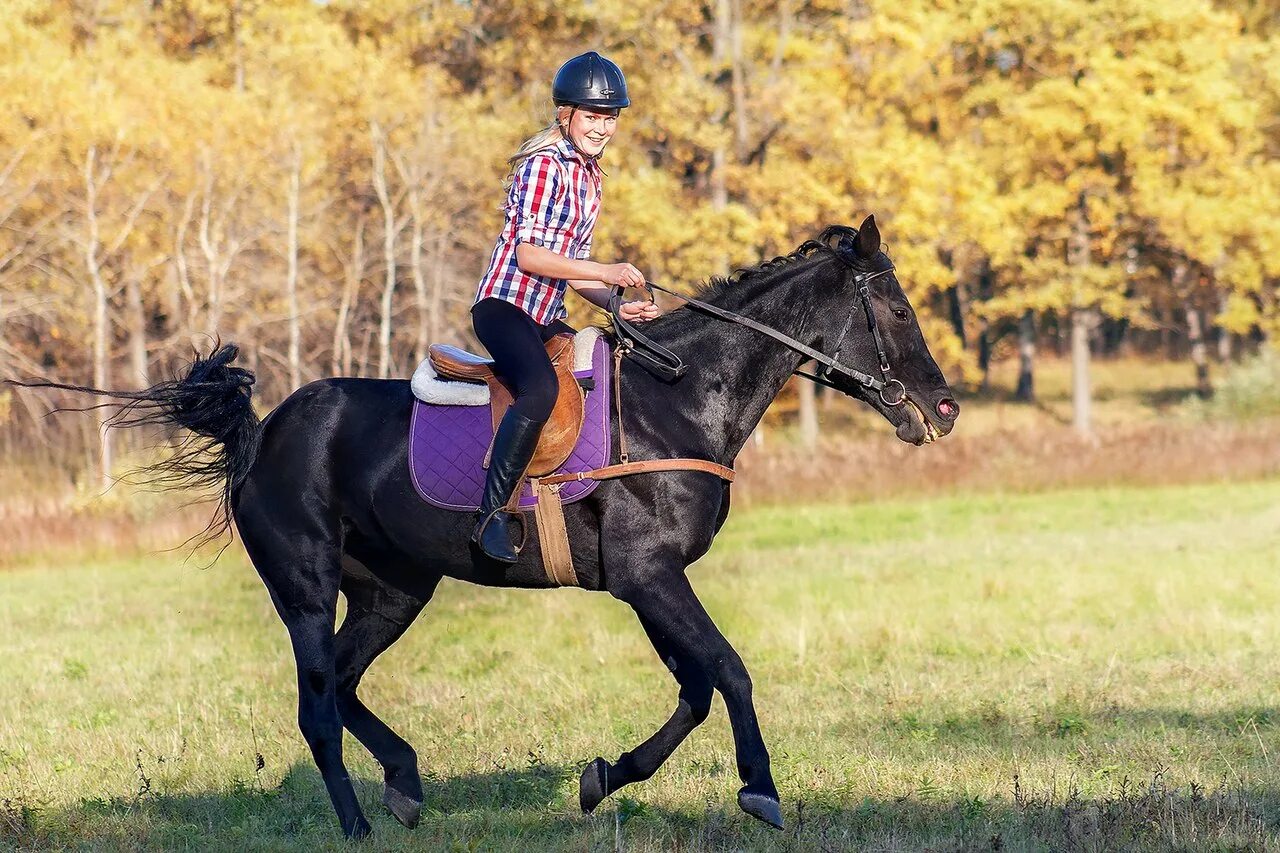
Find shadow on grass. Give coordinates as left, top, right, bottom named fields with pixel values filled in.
left=5, top=756, right=1280, bottom=851
left=2, top=762, right=577, bottom=851
left=873, top=705, right=1280, bottom=745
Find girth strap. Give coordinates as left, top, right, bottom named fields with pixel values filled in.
left=538, top=458, right=736, bottom=486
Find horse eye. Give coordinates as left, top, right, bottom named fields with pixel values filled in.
left=892, top=307, right=910, bottom=322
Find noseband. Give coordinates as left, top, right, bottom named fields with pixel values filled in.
left=609, top=262, right=907, bottom=407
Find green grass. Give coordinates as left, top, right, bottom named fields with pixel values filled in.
left=4, top=481, right=1280, bottom=850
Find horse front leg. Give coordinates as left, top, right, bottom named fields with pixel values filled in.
left=608, top=571, right=782, bottom=828
left=579, top=614, right=714, bottom=813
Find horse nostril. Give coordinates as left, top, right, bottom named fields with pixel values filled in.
left=937, top=398, right=959, bottom=419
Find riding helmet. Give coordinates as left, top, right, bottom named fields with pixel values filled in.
left=552, top=51, right=630, bottom=110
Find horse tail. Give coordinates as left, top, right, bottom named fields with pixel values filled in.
left=10, top=343, right=261, bottom=544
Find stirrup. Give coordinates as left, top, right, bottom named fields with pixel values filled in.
left=473, top=509, right=529, bottom=556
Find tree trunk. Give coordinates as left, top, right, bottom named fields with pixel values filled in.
left=1185, top=300, right=1212, bottom=399
left=1015, top=309, right=1036, bottom=402
left=286, top=141, right=302, bottom=390
left=728, top=0, right=748, bottom=161
left=333, top=213, right=365, bottom=377
left=796, top=372, right=817, bottom=450
left=230, top=0, right=245, bottom=92
left=947, top=283, right=967, bottom=348
left=410, top=206, right=428, bottom=365
left=977, top=324, right=992, bottom=392
left=125, top=276, right=149, bottom=388
left=1068, top=194, right=1093, bottom=438
left=371, top=122, right=397, bottom=379
left=1071, top=308, right=1094, bottom=436
left=710, top=0, right=733, bottom=276
left=1216, top=292, right=1233, bottom=362
left=84, top=146, right=111, bottom=489
left=197, top=158, right=223, bottom=337
left=429, top=229, right=446, bottom=346
left=174, top=191, right=197, bottom=343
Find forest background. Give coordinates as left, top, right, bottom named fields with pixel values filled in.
left=7, top=6, right=1280, bottom=849
left=1, top=0, right=1279, bottom=519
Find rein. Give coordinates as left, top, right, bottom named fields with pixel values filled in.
left=608, top=263, right=906, bottom=407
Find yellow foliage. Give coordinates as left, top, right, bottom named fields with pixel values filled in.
left=0, top=0, right=1276, bottom=397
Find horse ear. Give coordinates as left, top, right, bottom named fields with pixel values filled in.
left=856, top=214, right=880, bottom=257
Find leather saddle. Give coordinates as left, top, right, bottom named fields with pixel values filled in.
left=428, top=334, right=585, bottom=477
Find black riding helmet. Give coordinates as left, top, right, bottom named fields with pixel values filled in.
left=552, top=51, right=630, bottom=110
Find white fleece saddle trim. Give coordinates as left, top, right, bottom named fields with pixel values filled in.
left=410, top=326, right=604, bottom=406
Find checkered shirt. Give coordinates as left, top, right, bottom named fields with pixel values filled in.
left=475, top=138, right=603, bottom=324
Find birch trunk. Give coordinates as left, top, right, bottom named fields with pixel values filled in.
left=1185, top=300, right=1212, bottom=399
left=125, top=276, right=149, bottom=388
left=1070, top=309, right=1094, bottom=436
left=728, top=0, right=748, bottom=161
left=1068, top=194, right=1093, bottom=438
left=1015, top=309, right=1036, bottom=402
left=429, top=229, right=446, bottom=347
left=84, top=146, right=111, bottom=488
left=1216, top=292, right=1233, bottom=362
left=796, top=373, right=818, bottom=450
left=371, top=122, right=397, bottom=379
left=332, top=213, right=365, bottom=377
left=174, top=191, right=197, bottom=342
left=409, top=203, right=428, bottom=365
left=710, top=0, right=732, bottom=277
left=286, top=141, right=302, bottom=390
left=198, top=158, right=223, bottom=337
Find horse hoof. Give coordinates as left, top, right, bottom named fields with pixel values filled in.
left=382, top=785, right=422, bottom=829
left=579, top=757, right=610, bottom=814
left=738, top=791, right=784, bottom=829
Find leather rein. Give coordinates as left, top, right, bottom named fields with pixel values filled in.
left=608, top=260, right=907, bottom=408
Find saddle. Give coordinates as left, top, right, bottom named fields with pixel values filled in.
left=427, top=335, right=584, bottom=477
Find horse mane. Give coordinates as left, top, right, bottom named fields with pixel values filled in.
left=688, top=224, right=861, bottom=304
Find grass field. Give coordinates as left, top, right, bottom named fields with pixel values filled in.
left=3, top=480, right=1280, bottom=851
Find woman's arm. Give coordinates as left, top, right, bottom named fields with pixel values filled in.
left=516, top=243, right=659, bottom=320
left=565, top=279, right=660, bottom=320
left=515, top=242, right=643, bottom=288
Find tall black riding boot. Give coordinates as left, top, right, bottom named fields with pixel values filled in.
left=471, top=410, right=543, bottom=563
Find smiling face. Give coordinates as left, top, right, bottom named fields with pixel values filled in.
left=558, top=105, right=619, bottom=157
left=828, top=215, right=960, bottom=445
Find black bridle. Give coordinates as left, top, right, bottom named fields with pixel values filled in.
left=608, top=260, right=907, bottom=407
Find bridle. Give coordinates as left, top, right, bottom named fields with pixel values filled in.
left=608, top=255, right=907, bottom=408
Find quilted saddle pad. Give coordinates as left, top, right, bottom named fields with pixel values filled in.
left=407, top=335, right=612, bottom=511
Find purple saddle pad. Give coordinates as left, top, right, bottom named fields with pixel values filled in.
left=408, top=337, right=611, bottom=511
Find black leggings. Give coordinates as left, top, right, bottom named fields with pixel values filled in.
left=471, top=298, right=575, bottom=423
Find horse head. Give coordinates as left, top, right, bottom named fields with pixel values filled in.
left=817, top=215, right=959, bottom=445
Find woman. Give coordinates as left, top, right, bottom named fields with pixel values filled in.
left=471, top=51, right=659, bottom=564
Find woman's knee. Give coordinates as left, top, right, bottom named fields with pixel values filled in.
left=513, top=372, right=558, bottom=422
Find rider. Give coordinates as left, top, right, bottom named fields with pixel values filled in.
left=470, top=51, right=659, bottom=564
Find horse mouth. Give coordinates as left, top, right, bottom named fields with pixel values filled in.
left=897, top=396, right=941, bottom=445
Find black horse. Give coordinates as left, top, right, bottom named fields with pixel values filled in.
left=33, top=216, right=957, bottom=838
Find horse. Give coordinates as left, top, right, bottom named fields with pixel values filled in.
left=28, top=215, right=958, bottom=839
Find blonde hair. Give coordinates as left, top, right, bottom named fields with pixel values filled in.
left=504, top=108, right=570, bottom=187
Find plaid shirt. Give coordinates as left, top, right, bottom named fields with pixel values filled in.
left=475, top=138, right=603, bottom=324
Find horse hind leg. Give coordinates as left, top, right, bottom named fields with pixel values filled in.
left=244, top=532, right=371, bottom=839
left=579, top=614, right=714, bottom=814
left=334, top=567, right=438, bottom=829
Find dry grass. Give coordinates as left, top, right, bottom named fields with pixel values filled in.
left=1, top=354, right=1271, bottom=569
left=734, top=418, right=1280, bottom=508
